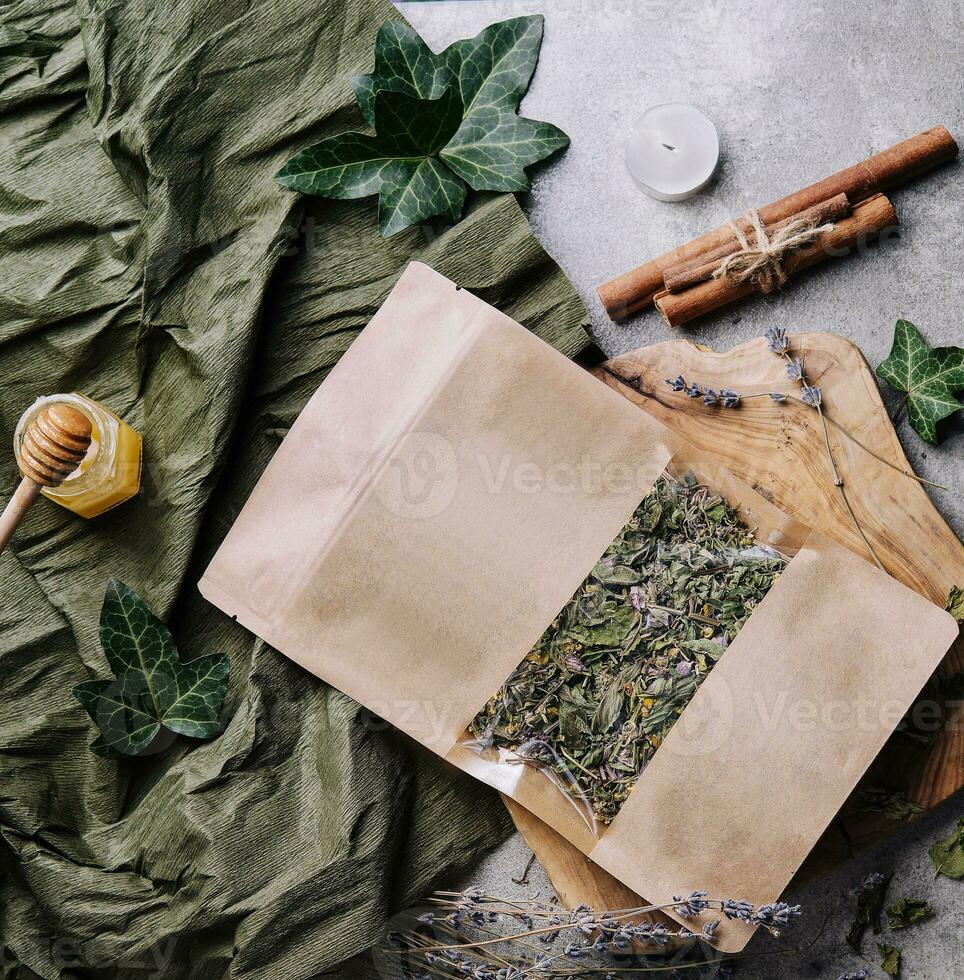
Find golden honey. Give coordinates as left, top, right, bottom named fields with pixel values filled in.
left=14, top=394, right=142, bottom=518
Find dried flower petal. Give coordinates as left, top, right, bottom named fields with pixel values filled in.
left=801, top=384, right=822, bottom=407
left=721, top=898, right=755, bottom=921
left=629, top=585, right=645, bottom=612
left=674, top=890, right=710, bottom=917
left=786, top=356, right=805, bottom=381
left=765, top=326, right=790, bottom=354
left=720, top=388, right=741, bottom=408
left=666, top=375, right=687, bottom=392
left=769, top=391, right=789, bottom=403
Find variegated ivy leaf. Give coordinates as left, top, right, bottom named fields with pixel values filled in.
left=876, top=319, right=964, bottom=444
left=278, top=15, right=569, bottom=237
left=73, top=579, right=230, bottom=757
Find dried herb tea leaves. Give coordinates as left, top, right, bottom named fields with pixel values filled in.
left=886, top=898, right=934, bottom=930
left=468, top=474, right=787, bottom=824
left=857, top=787, right=924, bottom=822
left=929, top=817, right=964, bottom=879
left=877, top=943, right=901, bottom=977
left=946, top=585, right=964, bottom=623
left=847, top=872, right=891, bottom=952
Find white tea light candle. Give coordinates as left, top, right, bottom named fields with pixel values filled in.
left=625, top=103, right=720, bottom=201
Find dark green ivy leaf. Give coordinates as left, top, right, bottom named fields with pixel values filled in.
left=276, top=87, right=467, bottom=237
left=353, top=16, right=546, bottom=131
left=929, top=817, right=964, bottom=879
left=73, top=579, right=230, bottom=757
left=886, top=898, right=934, bottom=930
left=351, top=20, right=454, bottom=125
left=877, top=943, right=901, bottom=977
left=440, top=106, right=570, bottom=193
left=876, top=319, right=964, bottom=444
left=279, top=16, right=568, bottom=236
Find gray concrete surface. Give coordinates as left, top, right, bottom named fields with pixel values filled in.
left=397, top=2, right=964, bottom=978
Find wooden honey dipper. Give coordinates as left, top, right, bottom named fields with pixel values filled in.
left=0, top=403, right=93, bottom=555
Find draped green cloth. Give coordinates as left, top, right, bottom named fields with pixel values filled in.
left=0, top=1, right=594, bottom=976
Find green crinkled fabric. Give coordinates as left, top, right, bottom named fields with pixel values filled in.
left=0, top=1, right=594, bottom=977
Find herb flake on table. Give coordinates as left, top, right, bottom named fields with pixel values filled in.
left=846, top=872, right=891, bottom=952
left=946, top=585, right=964, bottom=622
left=877, top=943, right=902, bottom=977
left=857, top=787, right=924, bottom=822
left=886, top=897, right=934, bottom=930
left=929, top=817, right=964, bottom=879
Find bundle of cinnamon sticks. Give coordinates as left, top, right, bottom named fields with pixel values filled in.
left=598, top=126, right=958, bottom=326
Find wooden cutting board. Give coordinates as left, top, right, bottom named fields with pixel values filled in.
left=505, top=331, right=963, bottom=911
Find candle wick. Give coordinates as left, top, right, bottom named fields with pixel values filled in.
left=661, top=142, right=677, bottom=151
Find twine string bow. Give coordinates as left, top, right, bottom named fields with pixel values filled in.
left=713, top=209, right=834, bottom=293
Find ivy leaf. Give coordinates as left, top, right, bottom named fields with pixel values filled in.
left=277, top=87, right=466, bottom=237
left=351, top=20, right=454, bottom=126
left=877, top=944, right=901, bottom=977
left=280, top=16, right=569, bottom=236
left=886, top=898, right=934, bottom=930
left=946, top=585, right=964, bottom=623
left=876, top=320, right=964, bottom=444
left=440, top=107, right=569, bottom=193
left=929, top=817, right=964, bottom=879
left=353, top=16, right=546, bottom=129
left=73, top=580, right=230, bottom=757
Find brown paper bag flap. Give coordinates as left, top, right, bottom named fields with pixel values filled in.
left=591, top=532, right=958, bottom=951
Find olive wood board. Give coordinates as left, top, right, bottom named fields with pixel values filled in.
left=503, top=331, right=963, bottom=914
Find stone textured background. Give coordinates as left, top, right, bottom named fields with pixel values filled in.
left=399, top=2, right=963, bottom=978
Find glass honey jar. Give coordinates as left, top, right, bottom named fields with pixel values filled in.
left=14, top=393, right=142, bottom=518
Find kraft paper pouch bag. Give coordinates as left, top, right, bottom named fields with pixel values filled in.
left=199, top=262, right=958, bottom=952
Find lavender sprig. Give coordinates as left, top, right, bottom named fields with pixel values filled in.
left=665, top=376, right=744, bottom=408
left=662, top=330, right=890, bottom=572
left=391, top=887, right=804, bottom=979
left=765, top=325, right=790, bottom=354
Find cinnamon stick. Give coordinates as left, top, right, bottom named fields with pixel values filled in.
left=654, top=193, right=898, bottom=328
left=599, top=126, right=956, bottom=319
left=662, top=194, right=852, bottom=293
